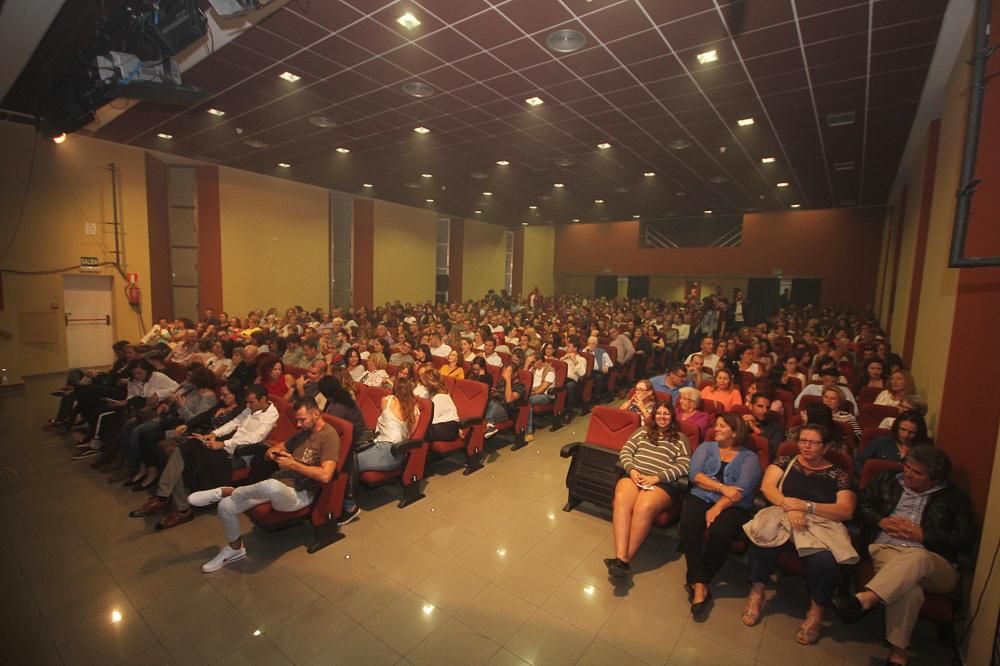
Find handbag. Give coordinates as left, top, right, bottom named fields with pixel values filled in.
left=743, top=455, right=797, bottom=547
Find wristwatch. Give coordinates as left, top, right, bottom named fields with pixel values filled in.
left=806, top=501, right=816, bottom=515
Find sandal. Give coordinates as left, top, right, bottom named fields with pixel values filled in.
left=741, top=594, right=765, bottom=627
left=795, top=616, right=822, bottom=645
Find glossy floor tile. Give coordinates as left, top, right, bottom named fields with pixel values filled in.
left=0, top=375, right=956, bottom=665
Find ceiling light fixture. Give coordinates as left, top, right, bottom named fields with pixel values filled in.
left=483, top=191, right=493, bottom=196
left=667, top=138, right=691, bottom=150
left=396, top=12, right=421, bottom=29
left=521, top=221, right=528, bottom=226
left=421, top=173, right=432, bottom=178
left=704, top=209, right=713, bottom=214
left=207, top=108, right=225, bottom=117
left=496, top=160, right=509, bottom=166
left=309, top=116, right=337, bottom=128
left=278, top=162, right=290, bottom=168
left=597, top=142, right=611, bottom=150
left=474, top=210, right=482, bottom=214
left=761, top=156, right=776, bottom=163
left=594, top=199, right=605, bottom=204
left=632, top=214, right=640, bottom=219
left=554, top=157, right=574, bottom=167
left=363, top=183, right=373, bottom=188
left=777, top=181, right=789, bottom=188
left=737, top=117, right=755, bottom=127
left=546, top=29, right=586, bottom=53
left=572, top=218, right=580, bottom=222
left=529, top=205, right=537, bottom=210
left=791, top=203, right=801, bottom=208
left=279, top=71, right=301, bottom=82
left=156, top=132, right=173, bottom=139
left=553, top=183, right=564, bottom=188
left=425, top=198, right=434, bottom=203
left=402, top=81, right=433, bottom=98
left=335, top=147, right=350, bottom=154
left=413, top=126, right=430, bottom=134
left=696, top=50, right=718, bottom=64
left=525, top=96, right=544, bottom=106
left=643, top=171, right=655, bottom=177
left=52, top=133, right=66, bottom=144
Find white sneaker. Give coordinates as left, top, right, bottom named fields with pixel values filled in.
left=188, top=488, right=224, bottom=507
left=201, top=545, right=246, bottom=573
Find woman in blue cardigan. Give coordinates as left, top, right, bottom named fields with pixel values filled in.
left=679, top=412, right=763, bottom=616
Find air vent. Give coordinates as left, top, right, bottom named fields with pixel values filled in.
left=401, top=81, right=434, bottom=98
left=827, top=111, right=856, bottom=127
left=546, top=29, right=586, bottom=54
left=308, top=116, right=337, bottom=128
left=554, top=157, right=575, bottom=167
left=668, top=138, right=691, bottom=150
left=833, top=161, right=856, bottom=171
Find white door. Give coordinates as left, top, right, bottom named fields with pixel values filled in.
left=63, top=274, right=114, bottom=369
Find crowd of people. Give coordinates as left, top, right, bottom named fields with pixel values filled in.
left=45, top=291, right=978, bottom=665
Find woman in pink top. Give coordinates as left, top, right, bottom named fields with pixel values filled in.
left=699, top=367, right=743, bottom=411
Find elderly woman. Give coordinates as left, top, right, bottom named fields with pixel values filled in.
left=676, top=386, right=710, bottom=441
left=855, top=411, right=929, bottom=477
left=680, top=412, right=762, bottom=615
left=874, top=370, right=915, bottom=407
left=700, top=367, right=743, bottom=411
left=604, top=401, right=691, bottom=578
left=363, top=352, right=391, bottom=388
left=620, top=379, right=656, bottom=426
left=742, top=424, right=856, bottom=645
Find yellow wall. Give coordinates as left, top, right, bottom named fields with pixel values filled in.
left=522, top=226, right=554, bottom=296
left=0, top=122, right=151, bottom=376
left=218, top=167, right=329, bottom=317
left=372, top=200, right=436, bottom=305
left=886, top=137, right=928, bottom=347
left=462, top=218, right=506, bottom=300
left=967, top=427, right=1000, bottom=665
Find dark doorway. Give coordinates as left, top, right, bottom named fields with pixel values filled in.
left=595, top=275, right=618, bottom=299
left=746, top=278, right=781, bottom=323
left=790, top=278, right=822, bottom=308
left=627, top=275, right=649, bottom=299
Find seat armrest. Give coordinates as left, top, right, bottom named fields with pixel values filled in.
left=559, top=442, right=582, bottom=458
left=459, top=416, right=483, bottom=428
left=391, top=439, right=424, bottom=456
left=551, top=387, right=565, bottom=394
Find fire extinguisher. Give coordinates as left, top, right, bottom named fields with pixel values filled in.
left=125, top=272, right=141, bottom=306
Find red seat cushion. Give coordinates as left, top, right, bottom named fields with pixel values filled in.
left=359, top=468, right=402, bottom=484
left=246, top=502, right=311, bottom=526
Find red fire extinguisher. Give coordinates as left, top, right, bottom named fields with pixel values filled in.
left=125, top=272, right=141, bottom=306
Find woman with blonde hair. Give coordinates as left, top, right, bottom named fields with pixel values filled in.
left=363, top=352, right=391, bottom=388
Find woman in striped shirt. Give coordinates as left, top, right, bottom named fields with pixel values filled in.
left=604, top=400, right=691, bottom=578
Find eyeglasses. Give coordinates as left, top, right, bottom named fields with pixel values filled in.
left=797, top=438, right=824, bottom=446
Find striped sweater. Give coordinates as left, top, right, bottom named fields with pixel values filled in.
left=619, top=428, right=691, bottom=483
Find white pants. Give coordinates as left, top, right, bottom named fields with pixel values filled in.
left=217, top=479, right=312, bottom=543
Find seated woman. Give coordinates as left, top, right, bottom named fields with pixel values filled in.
left=620, top=379, right=656, bottom=426
left=460, top=338, right=477, bottom=363
left=413, top=344, right=433, bottom=370
left=604, top=401, right=691, bottom=578
left=877, top=394, right=929, bottom=431
left=440, top=349, right=465, bottom=380
left=345, top=348, right=367, bottom=383
left=318, top=375, right=368, bottom=447
left=854, top=410, right=929, bottom=477
left=420, top=368, right=460, bottom=441
left=204, top=341, right=232, bottom=378
left=821, top=385, right=862, bottom=445
left=483, top=350, right=526, bottom=439
left=468, top=356, right=492, bottom=388
left=681, top=412, right=763, bottom=615
left=363, top=352, right=391, bottom=388
left=700, top=368, right=743, bottom=411
left=258, top=356, right=292, bottom=400
left=854, top=357, right=886, bottom=396
left=874, top=370, right=915, bottom=407
left=736, top=345, right=761, bottom=377
left=676, top=387, right=710, bottom=441
left=777, top=355, right=807, bottom=395
left=742, top=424, right=857, bottom=645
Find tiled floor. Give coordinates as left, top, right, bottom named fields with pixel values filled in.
left=1, top=375, right=955, bottom=665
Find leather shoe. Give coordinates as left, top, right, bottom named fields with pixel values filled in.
left=129, top=497, right=169, bottom=517
left=691, top=589, right=712, bottom=616
left=832, top=595, right=866, bottom=624
left=155, top=510, right=194, bottom=531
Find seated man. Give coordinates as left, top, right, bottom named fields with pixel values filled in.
left=281, top=334, right=306, bottom=368
left=794, top=367, right=859, bottom=414
left=584, top=335, right=613, bottom=400
left=483, top=352, right=526, bottom=439
left=190, top=397, right=340, bottom=572
left=389, top=339, right=416, bottom=366
left=481, top=338, right=503, bottom=367
left=128, top=381, right=268, bottom=528
left=741, top=392, right=784, bottom=458
left=609, top=326, right=635, bottom=366
left=684, top=336, right=720, bottom=371
left=230, top=345, right=260, bottom=387
left=833, top=445, right=976, bottom=665
left=650, top=362, right=693, bottom=403
left=428, top=332, right=452, bottom=358
left=289, top=359, right=328, bottom=400
left=561, top=337, right=587, bottom=415
left=299, top=340, right=322, bottom=368
left=524, top=351, right=555, bottom=443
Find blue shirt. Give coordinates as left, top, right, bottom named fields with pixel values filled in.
left=688, top=441, right=763, bottom=510
left=649, top=375, right=693, bottom=401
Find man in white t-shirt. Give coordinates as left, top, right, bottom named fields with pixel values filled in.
left=685, top=336, right=720, bottom=371
left=481, top=338, right=503, bottom=367
left=428, top=332, right=452, bottom=358
left=525, top=352, right=555, bottom=442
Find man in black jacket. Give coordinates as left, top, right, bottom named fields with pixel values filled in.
left=832, top=445, right=976, bottom=665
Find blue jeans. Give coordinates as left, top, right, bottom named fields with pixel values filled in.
left=344, top=442, right=402, bottom=511
left=125, top=419, right=163, bottom=469
left=526, top=394, right=552, bottom=433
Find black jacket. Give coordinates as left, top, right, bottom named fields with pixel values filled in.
left=860, top=471, right=977, bottom=563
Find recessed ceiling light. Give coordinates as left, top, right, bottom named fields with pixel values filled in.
left=278, top=162, right=290, bottom=168
left=791, top=203, right=801, bottom=208
left=708, top=176, right=728, bottom=183
left=761, top=156, right=776, bottom=164
left=309, top=116, right=337, bottom=128
left=696, top=50, right=718, bottom=64
left=553, top=183, right=564, bottom=188
left=594, top=199, right=605, bottom=204
left=529, top=205, right=538, bottom=210
left=421, top=173, right=432, bottom=178
left=156, top=132, right=173, bottom=139
left=279, top=71, right=301, bottom=82
left=425, top=198, right=434, bottom=203
left=483, top=191, right=493, bottom=196
left=496, top=160, right=509, bottom=166
left=597, top=142, right=612, bottom=150
left=474, top=210, right=482, bottom=214
left=413, top=126, right=430, bottom=134
left=546, top=29, right=586, bottom=53
left=704, top=209, right=713, bottom=214
left=243, top=139, right=268, bottom=148
left=632, top=214, right=641, bottom=219
left=336, top=147, right=350, bottom=154
left=827, top=111, right=856, bottom=127
left=471, top=171, right=488, bottom=179
left=525, top=96, right=544, bottom=106
left=397, top=12, right=421, bottom=29
left=521, top=221, right=528, bottom=226
left=402, top=81, right=433, bottom=98
left=777, top=181, right=789, bottom=188
left=554, top=157, right=575, bottom=167
left=363, top=183, right=373, bottom=188
left=52, top=133, right=67, bottom=144
left=675, top=191, right=687, bottom=196
left=643, top=171, right=655, bottom=177
left=737, top=117, right=755, bottom=127
left=207, top=108, right=225, bottom=117
left=572, top=218, right=580, bottom=222
left=667, top=138, right=691, bottom=150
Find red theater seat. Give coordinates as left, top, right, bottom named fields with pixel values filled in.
left=860, top=403, right=901, bottom=429
left=356, top=388, right=432, bottom=508
left=428, top=379, right=489, bottom=474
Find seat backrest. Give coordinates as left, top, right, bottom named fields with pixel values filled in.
left=857, top=385, right=882, bottom=406
left=701, top=398, right=724, bottom=415
left=286, top=365, right=309, bottom=379
left=698, top=379, right=714, bottom=391
left=320, top=414, right=354, bottom=471
left=730, top=404, right=750, bottom=416
left=678, top=419, right=700, bottom=446
left=486, top=364, right=501, bottom=387
left=547, top=358, right=568, bottom=388
left=356, top=384, right=391, bottom=430
left=165, top=362, right=189, bottom=383
left=441, top=374, right=457, bottom=391
left=431, top=356, right=446, bottom=369
left=515, top=369, right=532, bottom=404
left=266, top=395, right=298, bottom=443
left=600, top=344, right=618, bottom=364
left=860, top=459, right=903, bottom=489
left=787, top=376, right=803, bottom=397
left=860, top=426, right=892, bottom=456
left=498, top=351, right=511, bottom=366
left=860, top=403, right=900, bottom=429
left=449, top=378, right=489, bottom=421
left=580, top=351, right=595, bottom=377
left=584, top=406, right=640, bottom=452
left=798, top=393, right=822, bottom=409
left=386, top=363, right=399, bottom=377
left=412, top=397, right=433, bottom=440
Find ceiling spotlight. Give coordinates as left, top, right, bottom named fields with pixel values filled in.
left=496, top=160, right=509, bottom=166
left=110, top=610, right=123, bottom=623
left=529, top=205, right=538, bottom=210
left=421, top=173, right=432, bottom=178
left=632, top=214, right=641, bottom=219
left=483, top=191, right=493, bottom=196
left=667, top=138, right=691, bottom=150
left=396, top=12, right=421, bottom=29
left=243, top=139, right=268, bottom=148
left=791, top=203, right=801, bottom=208
left=278, top=162, right=290, bottom=168
left=761, top=156, right=776, bottom=164
left=572, top=218, right=580, bottom=222
left=696, top=50, right=718, bottom=64
left=413, top=126, right=430, bottom=134
left=525, top=96, right=544, bottom=106
left=777, top=181, right=789, bottom=188
left=704, top=209, right=713, bottom=214
left=553, top=183, right=564, bottom=188
left=546, top=29, right=586, bottom=54
left=425, top=198, right=435, bottom=203
left=335, top=147, right=350, bottom=154
left=402, top=81, right=434, bottom=98
left=597, top=142, right=611, bottom=150
left=52, top=133, right=67, bottom=144
left=643, top=171, right=655, bottom=177
left=309, top=116, right=337, bottom=128
left=207, top=108, right=225, bottom=117
left=156, top=132, right=173, bottom=139
left=363, top=183, right=373, bottom=188
left=594, top=199, right=605, bottom=204
left=737, top=117, right=755, bottom=127
left=279, top=71, right=301, bottom=82
left=521, top=221, right=528, bottom=226
left=474, top=210, right=482, bottom=214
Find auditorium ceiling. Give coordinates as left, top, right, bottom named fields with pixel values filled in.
left=56, top=1, right=956, bottom=224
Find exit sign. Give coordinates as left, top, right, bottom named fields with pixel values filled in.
left=80, top=256, right=100, bottom=269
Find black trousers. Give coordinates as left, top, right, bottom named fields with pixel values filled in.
left=679, top=495, right=751, bottom=586
left=748, top=542, right=841, bottom=606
